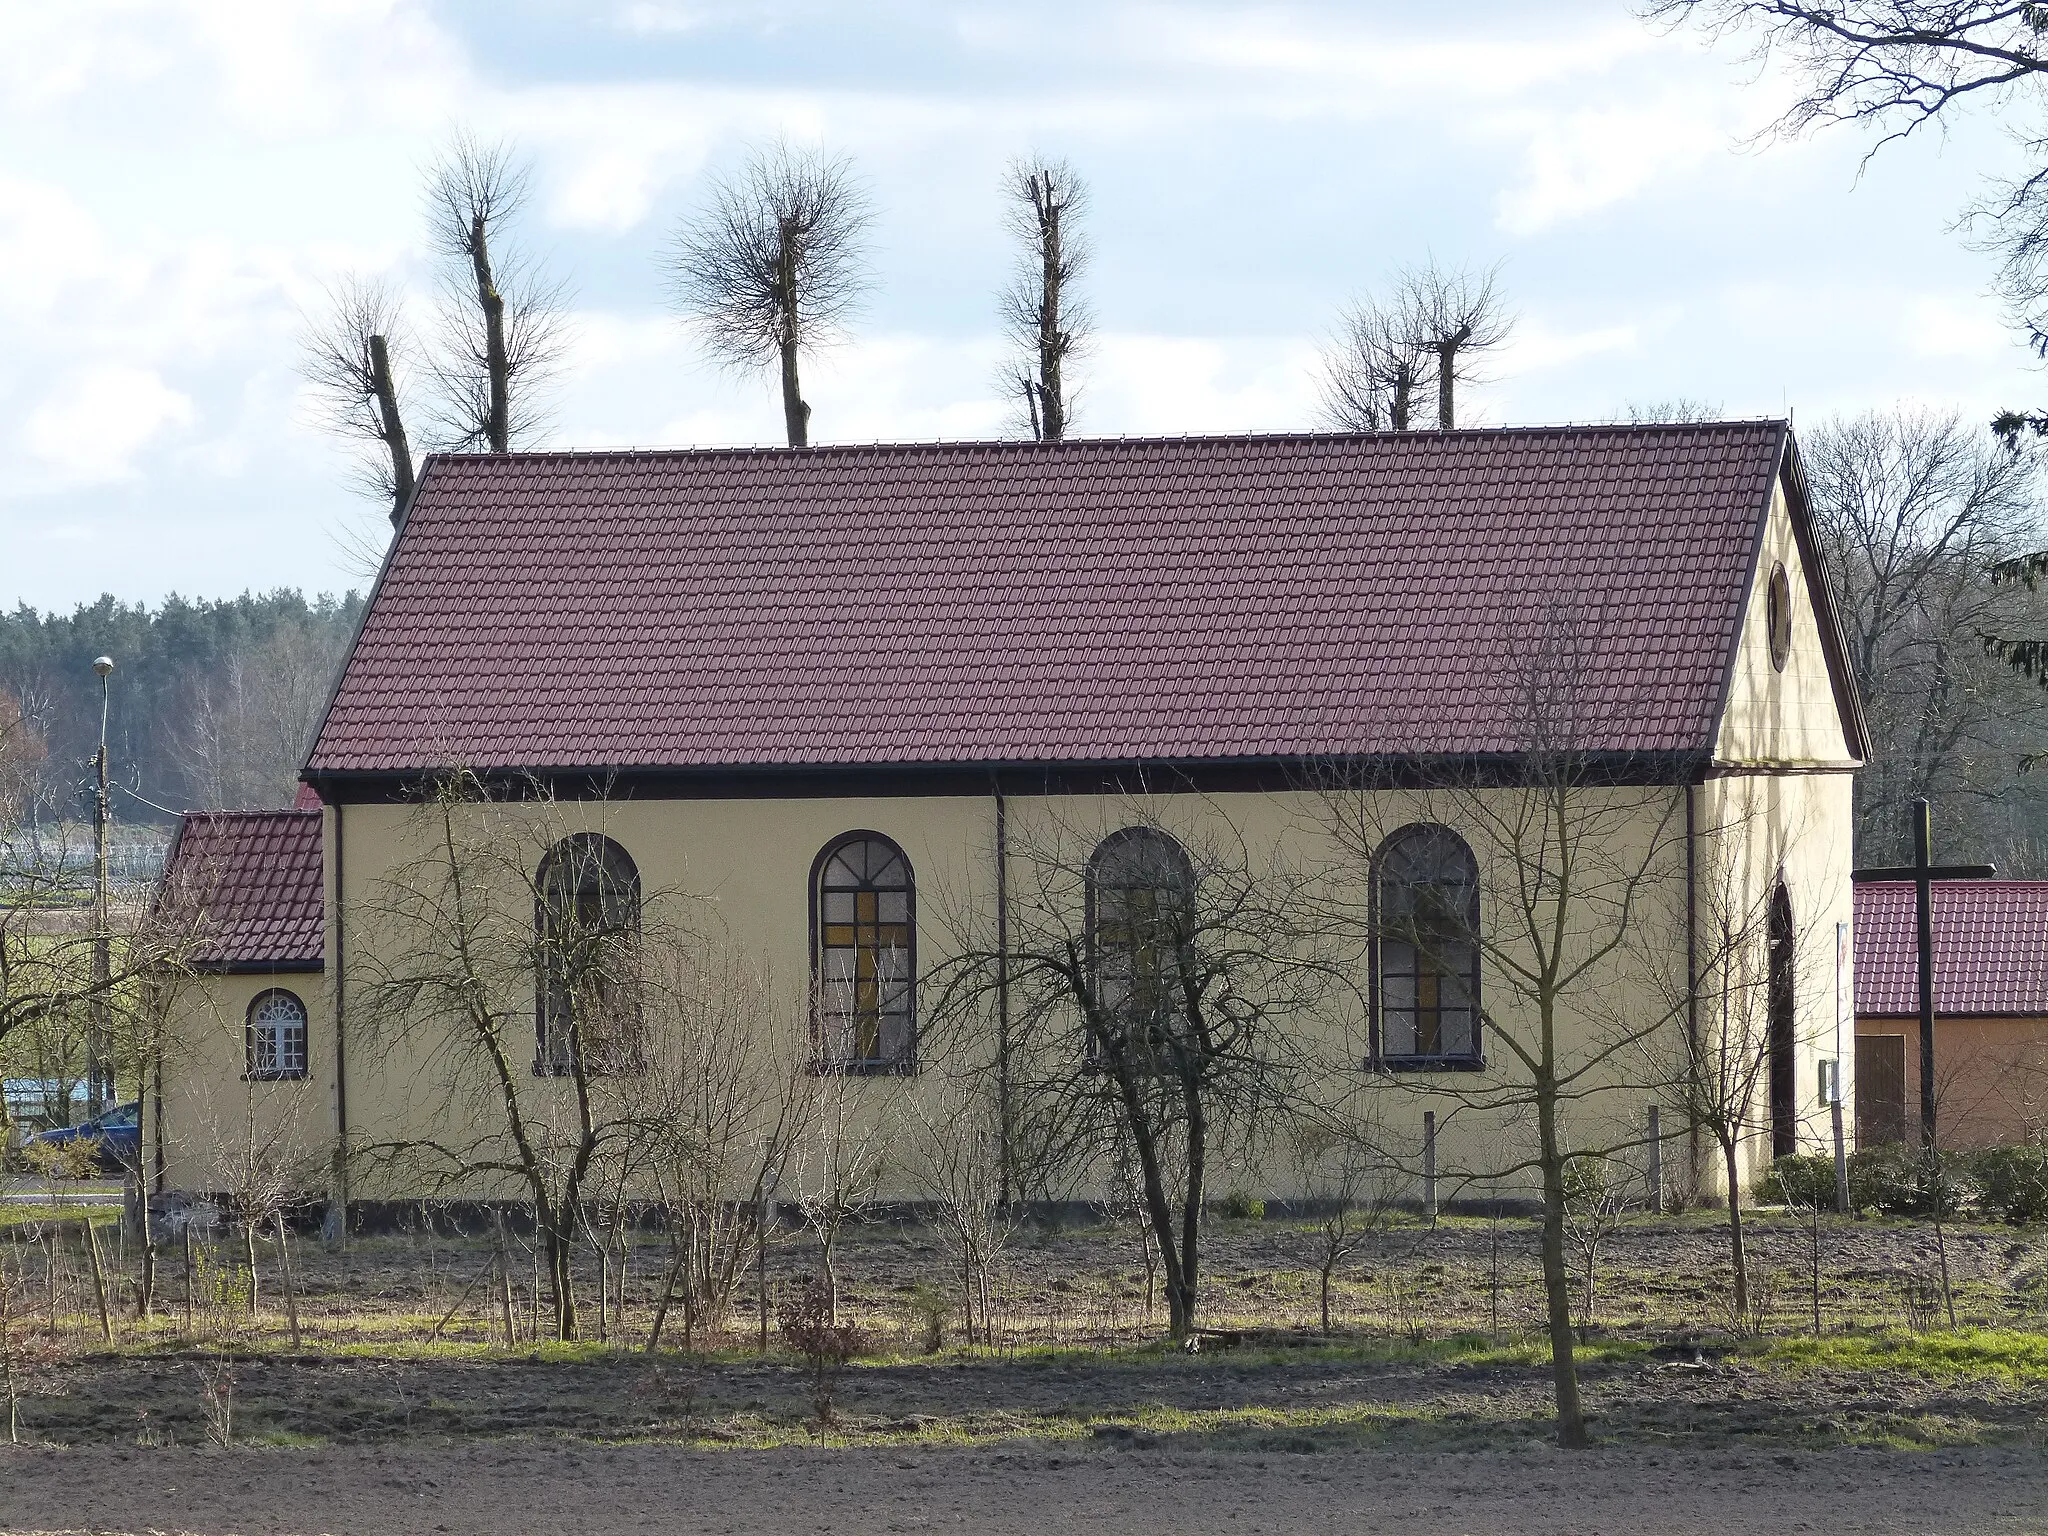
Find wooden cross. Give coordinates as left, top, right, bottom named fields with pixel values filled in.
left=1851, top=798, right=1995, bottom=1149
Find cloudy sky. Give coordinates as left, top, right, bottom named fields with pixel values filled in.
left=0, top=0, right=2031, bottom=610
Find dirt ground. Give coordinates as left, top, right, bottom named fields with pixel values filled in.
left=5, top=1441, right=2047, bottom=1535
left=4, top=1212, right=2047, bottom=1532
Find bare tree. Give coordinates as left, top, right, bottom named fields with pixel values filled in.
left=1317, top=298, right=1432, bottom=432
left=1317, top=260, right=1513, bottom=432
left=297, top=276, right=417, bottom=526
left=173, top=624, right=355, bottom=811
left=927, top=803, right=1327, bottom=1340
left=423, top=132, right=570, bottom=454
left=905, top=1068, right=1019, bottom=1346
left=1626, top=398, right=1726, bottom=424
left=1280, top=1114, right=1407, bottom=1333
left=786, top=1070, right=887, bottom=1328
left=633, top=941, right=811, bottom=1351
left=353, top=773, right=663, bottom=1340
left=1316, top=613, right=1709, bottom=1448
left=1806, top=408, right=2045, bottom=861
left=1641, top=4, right=2048, bottom=440
left=668, top=139, right=873, bottom=448
left=999, top=156, right=1091, bottom=441
left=1394, top=260, right=1515, bottom=431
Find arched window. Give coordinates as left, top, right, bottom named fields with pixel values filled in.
left=246, top=988, right=308, bottom=1080
left=1088, top=827, right=1197, bottom=1063
left=813, top=834, right=915, bottom=1073
left=1374, top=825, right=1481, bottom=1069
left=535, top=834, right=642, bottom=1075
left=1768, top=883, right=1797, bottom=1157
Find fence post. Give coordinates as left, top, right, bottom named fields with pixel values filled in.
left=1647, top=1105, right=1663, bottom=1214
left=1422, top=1111, right=1438, bottom=1218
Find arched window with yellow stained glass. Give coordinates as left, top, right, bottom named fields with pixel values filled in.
left=812, top=833, right=915, bottom=1073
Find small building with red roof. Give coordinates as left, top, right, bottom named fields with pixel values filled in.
left=1854, top=881, right=2048, bottom=1149
left=149, top=423, right=1868, bottom=1212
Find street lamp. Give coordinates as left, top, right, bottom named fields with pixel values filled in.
left=89, top=654, right=113, bottom=1116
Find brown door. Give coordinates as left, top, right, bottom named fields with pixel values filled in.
left=1856, top=1034, right=1907, bottom=1147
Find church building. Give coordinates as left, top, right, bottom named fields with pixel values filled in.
left=148, top=422, right=1866, bottom=1214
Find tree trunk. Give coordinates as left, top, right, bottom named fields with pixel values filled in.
left=83, top=1222, right=113, bottom=1344
left=776, top=217, right=809, bottom=448
left=243, top=1223, right=260, bottom=1316
left=1435, top=324, right=1471, bottom=429
left=1722, top=1133, right=1750, bottom=1323
left=1035, top=173, right=1065, bottom=441
left=1391, top=366, right=1413, bottom=432
left=1537, top=1086, right=1590, bottom=1448
left=820, top=1230, right=840, bottom=1328
left=545, top=1221, right=577, bottom=1341
left=369, top=332, right=415, bottom=524
left=1320, top=1250, right=1335, bottom=1334
left=275, top=1215, right=302, bottom=1350
left=469, top=214, right=510, bottom=452
left=493, top=1212, right=516, bottom=1347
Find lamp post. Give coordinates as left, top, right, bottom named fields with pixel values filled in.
left=89, top=655, right=113, bottom=1117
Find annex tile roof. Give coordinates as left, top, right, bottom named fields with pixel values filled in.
left=1855, top=882, right=2048, bottom=1018
left=160, top=810, right=324, bottom=972
left=307, top=423, right=1798, bottom=776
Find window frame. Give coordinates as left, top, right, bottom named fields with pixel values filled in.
left=244, top=986, right=310, bottom=1082
left=1767, top=561, right=1793, bottom=672
left=1084, top=826, right=1199, bottom=1070
left=533, top=833, right=644, bottom=1078
left=809, top=831, right=918, bottom=1076
left=1369, top=823, right=1484, bottom=1073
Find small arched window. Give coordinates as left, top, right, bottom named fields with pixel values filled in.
left=1374, top=825, right=1482, bottom=1069
left=813, top=834, right=915, bottom=1073
left=1088, top=827, right=1197, bottom=1064
left=246, top=988, right=309, bottom=1081
left=535, top=834, right=642, bottom=1076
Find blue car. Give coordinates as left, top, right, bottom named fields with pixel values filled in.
left=23, top=1101, right=140, bottom=1174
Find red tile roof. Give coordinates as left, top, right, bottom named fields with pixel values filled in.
left=307, top=424, right=1809, bottom=776
left=161, top=810, right=324, bottom=972
left=1855, top=882, right=2048, bottom=1017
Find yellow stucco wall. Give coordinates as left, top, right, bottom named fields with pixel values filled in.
left=154, top=967, right=332, bottom=1199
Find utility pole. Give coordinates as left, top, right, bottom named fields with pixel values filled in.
left=89, top=654, right=114, bottom=1117
left=1851, top=799, right=1995, bottom=1151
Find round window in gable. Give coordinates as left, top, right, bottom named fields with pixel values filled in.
left=1767, top=562, right=1792, bottom=672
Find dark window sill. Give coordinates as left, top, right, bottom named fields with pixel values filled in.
left=1370, top=1055, right=1485, bottom=1074
left=810, top=1059, right=916, bottom=1077
left=242, top=1070, right=308, bottom=1082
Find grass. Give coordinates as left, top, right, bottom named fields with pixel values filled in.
left=0, top=1201, right=121, bottom=1229
left=1756, top=1327, right=2048, bottom=1383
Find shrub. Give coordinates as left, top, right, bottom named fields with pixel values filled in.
left=1847, top=1144, right=1976, bottom=1219
left=1757, top=1153, right=1836, bottom=1208
left=777, top=1278, right=866, bottom=1424
left=906, top=1283, right=950, bottom=1354
left=1218, top=1190, right=1265, bottom=1221
left=1969, top=1143, right=2048, bottom=1225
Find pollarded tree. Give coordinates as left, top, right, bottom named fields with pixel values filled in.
left=1318, top=297, right=1432, bottom=432
left=927, top=803, right=1330, bottom=1340
left=1392, top=259, right=1515, bottom=431
left=297, top=275, right=417, bottom=527
left=668, top=139, right=873, bottom=448
left=998, top=155, right=1091, bottom=441
left=423, top=132, right=570, bottom=455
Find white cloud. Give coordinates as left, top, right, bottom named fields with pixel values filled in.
left=21, top=365, right=196, bottom=486
left=1491, top=94, right=1737, bottom=236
